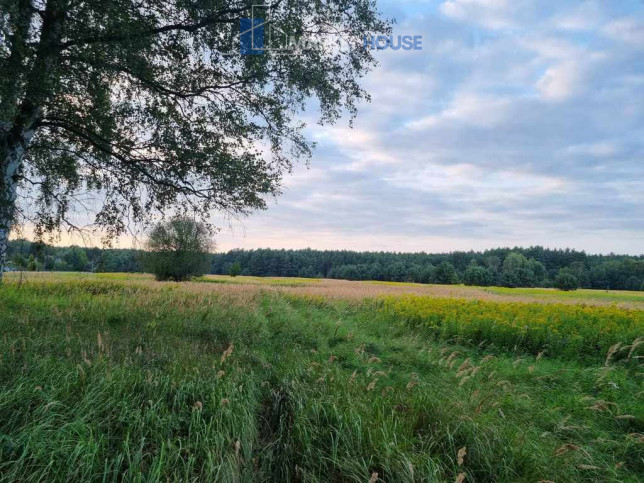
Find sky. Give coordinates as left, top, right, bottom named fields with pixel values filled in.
left=208, top=0, right=644, bottom=254
left=42, top=0, right=644, bottom=254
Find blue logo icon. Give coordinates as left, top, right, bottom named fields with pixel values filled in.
left=240, top=18, right=264, bottom=55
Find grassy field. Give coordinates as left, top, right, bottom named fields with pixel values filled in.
left=0, top=273, right=642, bottom=482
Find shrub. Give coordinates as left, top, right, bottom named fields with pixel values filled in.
left=463, top=265, right=495, bottom=286
left=555, top=271, right=579, bottom=291
left=141, top=217, right=214, bottom=281
left=228, top=262, right=242, bottom=277
left=434, top=262, right=459, bottom=285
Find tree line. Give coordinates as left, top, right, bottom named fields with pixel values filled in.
left=212, top=247, right=644, bottom=291
left=6, top=240, right=644, bottom=291
left=6, top=239, right=141, bottom=273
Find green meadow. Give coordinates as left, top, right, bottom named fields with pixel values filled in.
left=0, top=274, right=642, bottom=482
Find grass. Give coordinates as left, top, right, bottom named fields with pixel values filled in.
left=0, top=273, right=642, bottom=482
left=485, top=286, right=644, bottom=304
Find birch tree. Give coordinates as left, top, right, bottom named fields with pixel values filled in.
left=0, top=0, right=388, bottom=279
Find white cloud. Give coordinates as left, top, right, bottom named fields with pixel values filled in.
left=565, top=141, right=620, bottom=157
left=551, top=1, right=603, bottom=31
left=603, top=18, right=644, bottom=46
left=385, top=163, right=566, bottom=203
left=407, top=93, right=512, bottom=129
left=535, top=61, right=586, bottom=101
left=440, top=0, right=526, bottom=30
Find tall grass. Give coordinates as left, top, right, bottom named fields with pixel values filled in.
left=0, top=276, right=642, bottom=481
left=372, top=295, right=644, bottom=360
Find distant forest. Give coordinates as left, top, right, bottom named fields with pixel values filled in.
left=212, top=247, right=644, bottom=291
left=5, top=240, right=644, bottom=291
left=5, top=240, right=142, bottom=274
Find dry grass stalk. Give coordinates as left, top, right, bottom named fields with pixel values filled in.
left=220, top=343, right=234, bottom=365
left=554, top=443, right=580, bottom=456
left=605, top=343, right=621, bottom=366
left=348, top=370, right=357, bottom=384
left=457, top=358, right=472, bottom=371
left=457, top=446, right=467, bottom=466
left=628, top=337, right=644, bottom=358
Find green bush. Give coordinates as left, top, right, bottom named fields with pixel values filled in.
left=555, top=271, right=579, bottom=291
left=463, top=265, right=495, bottom=286
left=228, top=262, right=242, bottom=277
left=141, top=217, right=213, bottom=281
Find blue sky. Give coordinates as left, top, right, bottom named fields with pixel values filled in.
left=213, top=0, right=644, bottom=254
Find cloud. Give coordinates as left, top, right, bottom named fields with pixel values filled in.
left=55, top=0, right=643, bottom=255
left=565, top=141, right=620, bottom=157
left=439, top=0, right=521, bottom=30
left=407, top=93, right=513, bottom=129
left=551, top=1, right=604, bottom=31
left=603, top=17, right=644, bottom=46
left=535, top=61, right=586, bottom=101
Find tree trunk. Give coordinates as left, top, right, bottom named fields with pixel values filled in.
left=0, top=128, right=34, bottom=282
left=0, top=0, right=66, bottom=282
left=0, top=150, right=21, bottom=281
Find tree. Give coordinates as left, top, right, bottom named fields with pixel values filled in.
left=298, top=266, right=316, bottom=278
left=420, top=264, right=436, bottom=284
left=141, top=217, right=213, bottom=281
left=385, top=262, right=407, bottom=282
left=62, top=246, right=89, bottom=271
left=0, top=0, right=390, bottom=280
left=43, top=254, right=55, bottom=270
left=555, top=271, right=579, bottom=291
left=500, top=252, right=544, bottom=288
left=228, top=262, right=241, bottom=278
left=435, top=262, right=459, bottom=285
left=463, top=265, right=495, bottom=286
left=26, top=254, right=37, bottom=271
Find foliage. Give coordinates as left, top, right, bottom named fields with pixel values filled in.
left=0, top=0, right=390, bottom=278
left=141, top=218, right=213, bottom=282
left=377, top=294, right=644, bottom=360
left=0, top=275, right=642, bottom=481
left=26, top=254, right=36, bottom=271
left=500, top=252, right=546, bottom=288
left=6, top=239, right=142, bottom=272
left=555, top=271, right=579, bottom=291
left=462, top=264, right=495, bottom=286
left=7, top=240, right=644, bottom=292
left=212, top=246, right=644, bottom=290
left=62, top=246, right=89, bottom=271
left=228, top=262, right=241, bottom=278
left=434, top=261, right=459, bottom=285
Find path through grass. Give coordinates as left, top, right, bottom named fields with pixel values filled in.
left=0, top=277, right=642, bottom=481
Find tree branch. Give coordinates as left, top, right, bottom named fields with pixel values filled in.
left=58, top=5, right=248, bottom=50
